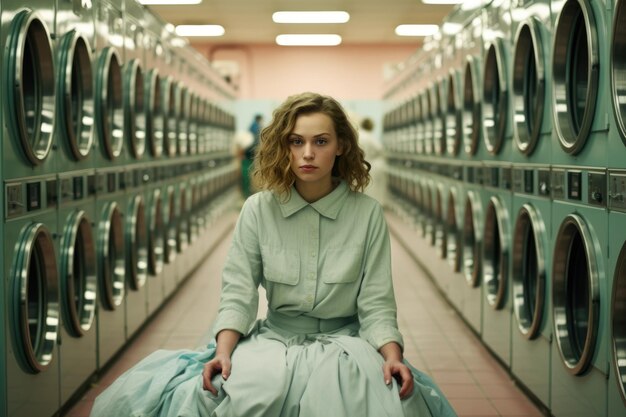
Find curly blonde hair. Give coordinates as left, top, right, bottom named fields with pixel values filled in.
left=251, top=92, right=371, bottom=197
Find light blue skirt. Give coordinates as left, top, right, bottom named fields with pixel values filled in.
left=90, top=319, right=457, bottom=417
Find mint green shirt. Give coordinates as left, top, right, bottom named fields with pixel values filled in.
left=213, top=181, right=404, bottom=350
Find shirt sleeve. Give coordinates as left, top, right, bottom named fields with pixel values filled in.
left=212, top=198, right=262, bottom=337
left=357, top=203, right=404, bottom=351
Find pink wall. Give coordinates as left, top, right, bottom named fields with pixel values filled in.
left=190, top=43, right=418, bottom=100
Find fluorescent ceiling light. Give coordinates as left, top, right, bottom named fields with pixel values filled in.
left=272, top=11, right=350, bottom=24
left=395, top=24, right=439, bottom=37
left=175, top=24, right=225, bottom=37
left=442, top=22, right=462, bottom=35
left=276, top=34, right=342, bottom=46
left=139, top=0, right=201, bottom=4
left=421, top=0, right=463, bottom=4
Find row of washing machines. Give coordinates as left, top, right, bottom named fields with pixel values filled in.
left=383, top=0, right=626, bottom=416
left=0, top=1, right=239, bottom=416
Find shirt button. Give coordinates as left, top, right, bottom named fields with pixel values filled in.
left=311, top=251, right=316, bottom=257
left=309, top=273, right=314, bottom=279
left=305, top=295, right=313, bottom=302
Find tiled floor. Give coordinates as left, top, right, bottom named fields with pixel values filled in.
left=65, top=209, right=545, bottom=417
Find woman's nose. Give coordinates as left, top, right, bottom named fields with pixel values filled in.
left=303, top=144, right=314, bottom=159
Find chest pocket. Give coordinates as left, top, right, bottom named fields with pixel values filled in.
left=261, top=245, right=300, bottom=285
left=322, top=245, right=365, bottom=284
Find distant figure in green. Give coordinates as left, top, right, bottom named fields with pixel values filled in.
left=241, top=114, right=263, bottom=197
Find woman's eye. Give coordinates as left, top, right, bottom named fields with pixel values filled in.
left=289, top=138, right=302, bottom=145
left=316, top=139, right=328, bottom=145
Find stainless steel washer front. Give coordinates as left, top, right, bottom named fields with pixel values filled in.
left=10, top=223, right=59, bottom=373
left=552, top=214, right=601, bottom=375
left=512, top=204, right=547, bottom=339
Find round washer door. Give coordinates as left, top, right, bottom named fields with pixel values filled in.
left=446, top=69, right=462, bottom=156
left=552, top=0, right=599, bottom=155
left=177, top=188, right=189, bottom=253
left=124, top=59, right=146, bottom=159
left=164, top=77, right=178, bottom=157
left=512, top=204, right=547, bottom=339
left=446, top=189, right=460, bottom=272
left=58, top=31, right=94, bottom=160
left=463, top=191, right=482, bottom=288
left=177, top=86, right=190, bottom=155
left=146, top=69, right=164, bottom=158
left=431, top=82, right=445, bottom=156
left=423, top=88, right=434, bottom=155
left=462, top=56, right=482, bottom=156
left=483, top=196, right=511, bottom=309
left=127, top=195, right=148, bottom=289
left=95, top=47, right=124, bottom=160
left=5, top=11, right=56, bottom=165
left=61, top=210, right=97, bottom=337
left=10, top=223, right=59, bottom=373
left=164, top=186, right=177, bottom=264
left=483, top=39, right=509, bottom=155
left=611, top=0, right=626, bottom=147
left=148, top=189, right=165, bottom=275
left=611, top=240, right=626, bottom=404
left=98, top=202, right=125, bottom=310
left=552, top=214, right=601, bottom=375
left=512, top=18, right=546, bottom=156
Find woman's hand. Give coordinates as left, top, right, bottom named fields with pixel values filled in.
left=202, top=329, right=241, bottom=395
left=379, top=341, right=414, bottom=399
left=202, top=353, right=231, bottom=395
left=382, top=359, right=414, bottom=399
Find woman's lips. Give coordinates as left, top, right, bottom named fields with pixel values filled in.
left=300, top=165, right=317, bottom=173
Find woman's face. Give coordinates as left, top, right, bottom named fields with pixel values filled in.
left=288, top=112, right=342, bottom=195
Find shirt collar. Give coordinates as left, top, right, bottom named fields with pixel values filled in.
left=277, top=181, right=349, bottom=220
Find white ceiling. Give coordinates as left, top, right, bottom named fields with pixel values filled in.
left=147, top=0, right=456, bottom=44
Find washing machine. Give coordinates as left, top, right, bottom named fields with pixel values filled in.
left=460, top=9, right=489, bottom=324
left=159, top=29, right=180, bottom=160
left=2, top=6, right=59, bottom=416
left=482, top=0, right=514, bottom=164
left=142, top=11, right=170, bottom=314
left=55, top=0, right=96, bottom=176
left=123, top=0, right=147, bottom=163
left=57, top=171, right=98, bottom=406
left=412, top=91, right=426, bottom=157
left=456, top=7, right=486, bottom=335
left=480, top=165, right=514, bottom=367
left=146, top=175, right=165, bottom=316
left=444, top=37, right=463, bottom=159
left=123, top=171, right=149, bottom=339
left=2, top=6, right=57, bottom=182
left=610, top=0, right=626, bottom=172
left=430, top=169, right=454, bottom=295
left=609, top=7, right=626, bottom=413
left=608, top=170, right=626, bottom=417
left=94, top=169, right=126, bottom=369
left=460, top=189, right=484, bottom=334
left=551, top=0, right=609, bottom=168
left=2, top=178, right=59, bottom=417
left=510, top=0, right=553, bottom=167
left=93, top=0, right=125, bottom=170
left=144, top=9, right=167, bottom=161
left=444, top=184, right=465, bottom=312
left=163, top=75, right=180, bottom=158
left=175, top=177, right=193, bottom=282
left=550, top=167, right=608, bottom=417
left=460, top=13, right=484, bottom=161
left=161, top=172, right=179, bottom=298
left=177, top=83, right=191, bottom=157
left=510, top=165, right=552, bottom=408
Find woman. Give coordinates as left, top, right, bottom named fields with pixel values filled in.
left=90, top=92, right=456, bottom=417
